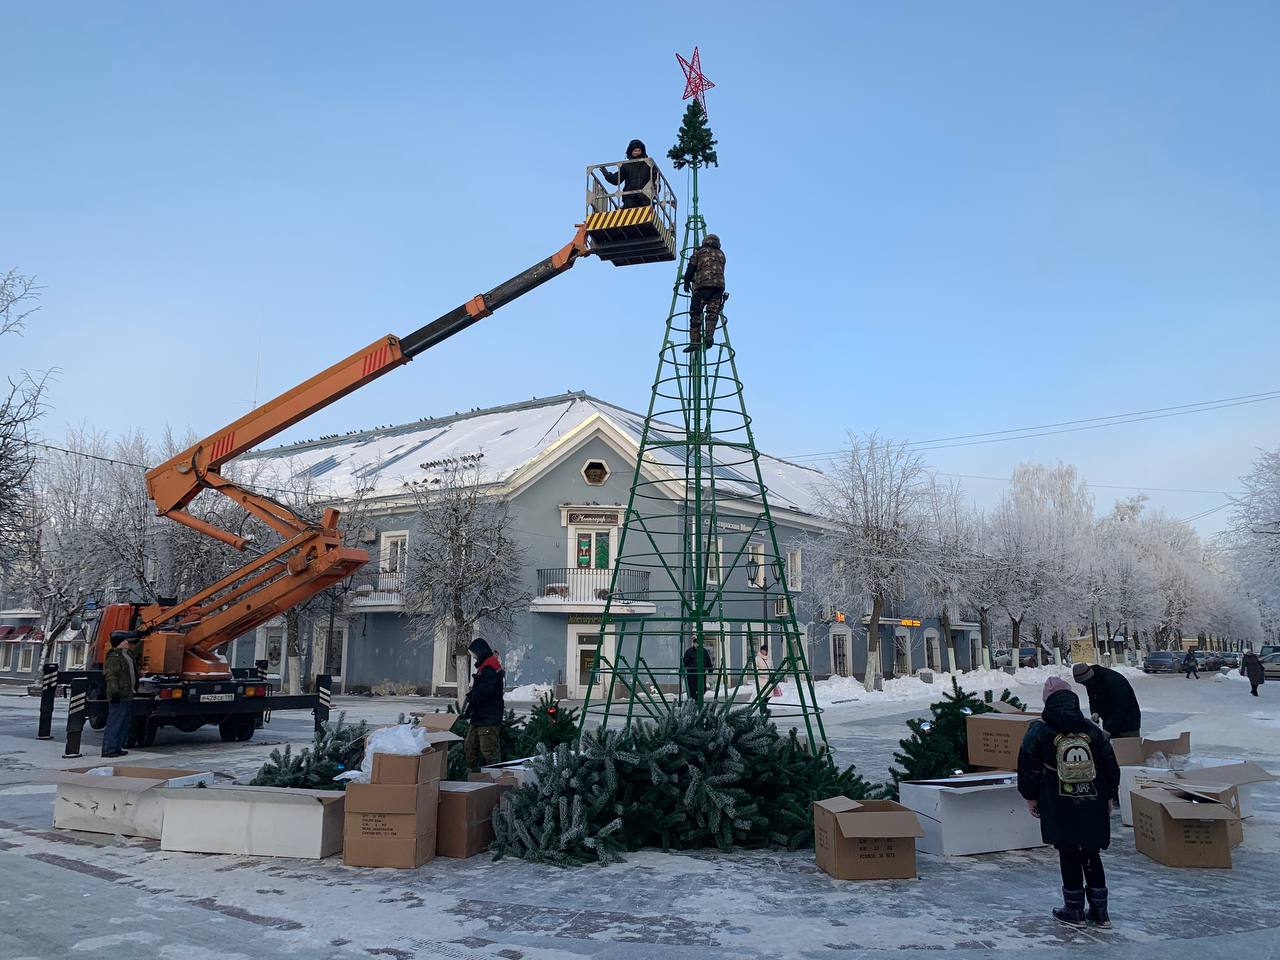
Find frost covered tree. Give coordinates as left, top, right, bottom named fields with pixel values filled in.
left=0, top=270, right=47, bottom=573
left=918, top=478, right=980, bottom=671
left=812, top=433, right=928, bottom=690
left=1226, top=446, right=1280, bottom=639
left=402, top=454, right=530, bottom=704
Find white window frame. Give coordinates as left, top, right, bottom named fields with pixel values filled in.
left=704, top=537, right=724, bottom=586
left=567, top=525, right=616, bottom=571
left=380, top=530, right=409, bottom=574
left=580, top=458, right=611, bottom=486
left=0, top=645, right=12, bottom=670
left=18, top=645, right=35, bottom=672
left=786, top=548, right=802, bottom=591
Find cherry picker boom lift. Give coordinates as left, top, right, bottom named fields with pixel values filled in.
left=37, top=158, right=678, bottom=756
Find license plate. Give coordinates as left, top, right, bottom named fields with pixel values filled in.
left=200, top=693, right=234, bottom=702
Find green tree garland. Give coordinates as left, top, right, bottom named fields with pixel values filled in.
left=250, top=712, right=370, bottom=790
left=668, top=100, right=718, bottom=169
left=492, top=703, right=881, bottom=866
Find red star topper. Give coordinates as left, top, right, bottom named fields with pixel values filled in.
left=676, top=47, right=714, bottom=111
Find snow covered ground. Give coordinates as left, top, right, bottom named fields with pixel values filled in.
left=0, top=669, right=1277, bottom=959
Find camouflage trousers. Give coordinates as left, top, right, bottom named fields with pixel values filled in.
left=464, top=724, right=501, bottom=771
left=689, top=286, right=725, bottom=345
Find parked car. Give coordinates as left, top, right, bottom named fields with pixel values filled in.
left=1018, top=646, right=1041, bottom=668
left=1193, top=650, right=1223, bottom=672
left=1261, top=653, right=1280, bottom=681
left=1260, top=644, right=1280, bottom=659
left=1143, top=651, right=1178, bottom=674
left=1219, top=652, right=1240, bottom=669
left=992, top=649, right=1012, bottom=668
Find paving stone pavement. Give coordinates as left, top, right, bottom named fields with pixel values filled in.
left=1, top=675, right=1277, bottom=959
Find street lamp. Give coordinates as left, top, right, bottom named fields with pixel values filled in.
left=745, top=555, right=784, bottom=653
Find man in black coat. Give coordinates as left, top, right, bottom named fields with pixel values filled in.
left=600, top=139, right=653, bottom=208
left=683, top=641, right=713, bottom=704
left=1242, top=650, right=1265, bottom=697
left=1181, top=649, right=1200, bottom=679
left=1072, top=662, right=1141, bottom=738
left=1019, top=677, right=1121, bottom=929
left=462, top=637, right=505, bottom=771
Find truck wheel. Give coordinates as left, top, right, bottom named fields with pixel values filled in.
left=219, top=716, right=255, bottom=742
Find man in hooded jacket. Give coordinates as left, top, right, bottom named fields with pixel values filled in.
left=601, top=139, right=653, bottom=208
left=462, top=637, right=505, bottom=771
left=1018, top=676, right=1121, bottom=930
left=682, top=234, right=726, bottom=352
left=1071, top=662, right=1141, bottom=738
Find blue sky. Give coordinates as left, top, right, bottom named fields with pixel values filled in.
left=3, top=3, right=1278, bottom=532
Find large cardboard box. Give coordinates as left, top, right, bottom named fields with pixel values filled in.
left=157, top=785, right=345, bottom=858
left=899, top=773, right=1045, bottom=857
left=1131, top=784, right=1239, bottom=869
left=345, top=781, right=439, bottom=834
left=965, top=714, right=1039, bottom=770
left=342, top=834, right=435, bottom=869
left=369, top=718, right=461, bottom=785
left=437, top=780, right=509, bottom=859
left=51, top=766, right=214, bottom=839
left=813, top=796, right=925, bottom=880
left=478, top=757, right=539, bottom=787
left=1110, top=731, right=1190, bottom=767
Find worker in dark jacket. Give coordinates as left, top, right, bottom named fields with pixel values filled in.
left=1181, top=649, right=1199, bottom=679
left=1071, top=662, right=1141, bottom=737
left=462, top=637, right=505, bottom=771
left=1242, top=651, right=1265, bottom=697
left=1018, top=676, right=1121, bottom=930
left=683, top=641, right=713, bottom=704
left=682, top=234, right=726, bottom=353
left=102, top=631, right=141, bottom=758
left=600, top=139, right=653, bottom=208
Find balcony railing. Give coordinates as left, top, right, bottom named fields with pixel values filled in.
left=535, top=567, right=649, bottom=604
left=347, top=569, right=405, bottom=608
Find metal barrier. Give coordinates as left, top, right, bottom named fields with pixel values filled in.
left=585, top=158, right=678, bottom=256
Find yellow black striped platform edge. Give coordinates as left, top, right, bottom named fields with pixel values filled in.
left=585, top=207, right=655, bottom=231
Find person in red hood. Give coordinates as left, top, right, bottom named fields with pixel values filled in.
left=463, top=637, right=505, bottom=771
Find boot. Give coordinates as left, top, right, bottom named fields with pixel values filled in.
left=1086, top=888, right=1111, bottom=928
left=682, top=342, right=701, bottom=354
left=1053, top=888, right=1087, bottom=929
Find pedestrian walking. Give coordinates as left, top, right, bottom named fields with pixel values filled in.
left=1018, top=676, right=1121, bottom=930
left=1242, top=650, right=1265, bottom=697
left=462, top=637, right=505, bottom=772
left=683, top=640, right=713, bottom=704
left=1071, top=663, right=1141, bottom=738
left=751, top=641, right=777, bottom=716
left=1182, top=650, right=1200, bottom=679
left=102, top=630, right=141, bottom=758
left=682, top=234, right=726, bottom=353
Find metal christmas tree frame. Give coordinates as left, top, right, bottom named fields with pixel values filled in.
left=579, top=116, right=828, bottom=752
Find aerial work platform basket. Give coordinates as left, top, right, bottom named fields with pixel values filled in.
left=584, top=158, right=678, bottom=266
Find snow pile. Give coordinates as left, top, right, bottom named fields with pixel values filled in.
left=1215, top=670, right=1249, bottom=683
left=781, top=664, right=1073, bottom=709
left=506, top=683, right=552, bottom=703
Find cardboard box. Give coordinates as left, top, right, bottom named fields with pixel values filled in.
left=372, top=749, right=440, bottom=786
left=342, top=833, right=435, bottom=869
left=1110, top=731, right=1191, bottom=767
left=899, top=773, right=1046, bottom=857
left=345, top=781, right=439, bottom=840
left=157, top=785, right=345, bottom=858
left=437, top=780, right=509, bottom=859
left=1131, top=784, right=1239, bottom=869
left=1174, top=761, right=1275, bottom=819
left=965, top=713, right=1039, bottom=770
left=51, top=765, right=214, bottom=839
left=813, top=796, right=925, bottom=880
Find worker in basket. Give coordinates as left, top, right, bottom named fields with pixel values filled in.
left=683, top=234, right=727, bottom=353
left=600, top=138, right=653, bottom=208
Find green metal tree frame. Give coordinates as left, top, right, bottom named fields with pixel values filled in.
left=578, top=159, right=828, bottom=753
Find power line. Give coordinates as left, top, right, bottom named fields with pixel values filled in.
left=785, top=388, right=1280, bottom=461
left=934, top=471, right=1241, bottom=497
left=27, top=440, right=152, bottom=470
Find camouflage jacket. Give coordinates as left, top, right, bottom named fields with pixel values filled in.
left=104, top=647, right=137, bottom=700
left=683, top=246, right=726, bottom=290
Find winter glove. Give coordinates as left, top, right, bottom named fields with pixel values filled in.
left=683, top=281, right=691, bottom=293
left=110, top=694, right=121, bottom=704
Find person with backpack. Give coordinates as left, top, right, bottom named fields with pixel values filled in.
left=1182, top=649, right=1200, bottom=679
left=1018, top=676, right=1121, bottom=930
